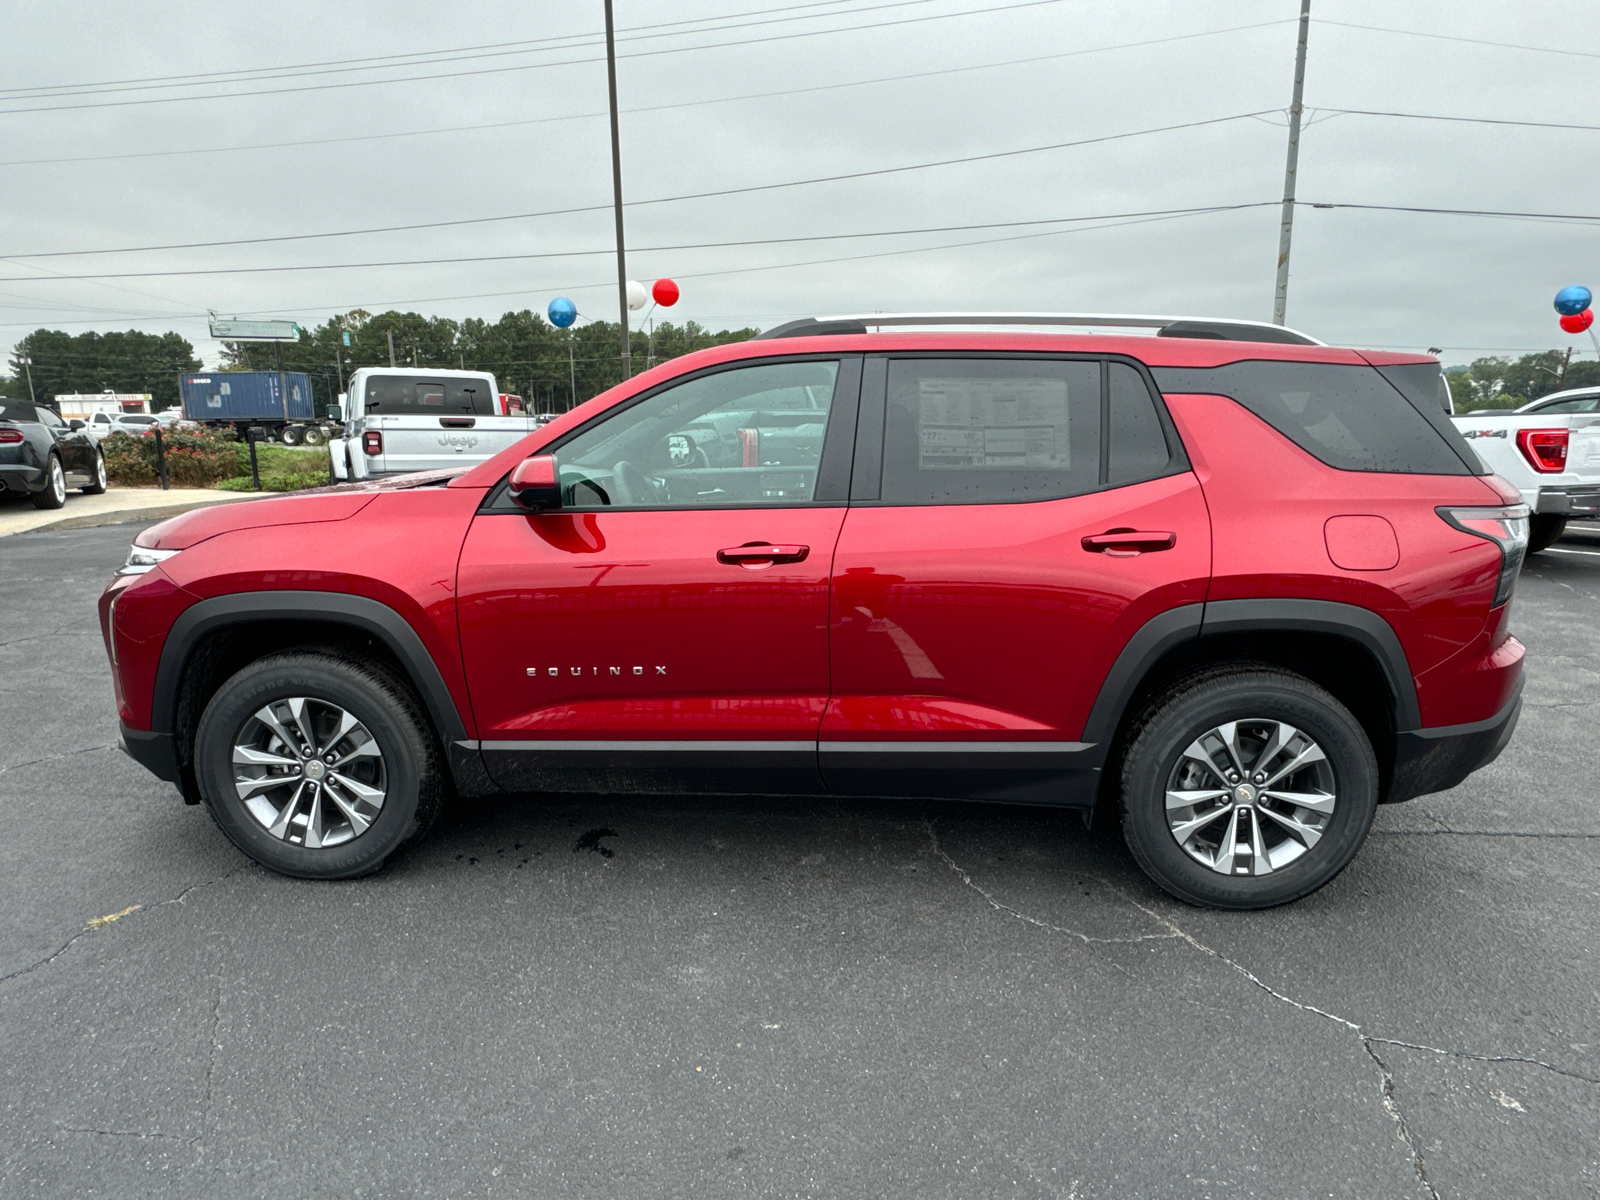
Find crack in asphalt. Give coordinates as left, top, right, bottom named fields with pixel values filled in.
left=924, top=822, right=1179, bottom=947
left=55, top=1127, right=199, bottom=1145
left=0, top=865, right=252, bottom=988
left=1372, top=828, right=1600, bottom=840
left=926, top=822, right=1600, bottom=1199
left=0, top=742, right=116, bottom=779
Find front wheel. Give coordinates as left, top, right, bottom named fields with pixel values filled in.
left=82, top=448, right=108, bottom=494
left=1527, top=514, right=1567, bottom=554
left=31, top=454, right=67, bottom=509
left=1117, top=665, right=1378, bottom=909
left=193, top=651, right=444, bottom=879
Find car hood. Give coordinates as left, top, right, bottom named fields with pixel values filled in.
left=134, top=469, right=466, bottom=550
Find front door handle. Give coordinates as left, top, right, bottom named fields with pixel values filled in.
left=1081, top=529, right=1177, bottom=557
left=440, top=417, right=476, bottom=428
left=717, top=542, right=810, bottom=569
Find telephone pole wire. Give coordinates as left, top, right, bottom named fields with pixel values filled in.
left=1272, top=0, right=1310, bottom=325
left=604, top=0, right=632, bottom=380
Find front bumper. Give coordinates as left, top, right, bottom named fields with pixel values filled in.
left=1535, top=486, right=1600, bottom=518
left=1387, top=678, right=1523, bottom=803
left=120, top=725, right=181, bottom=786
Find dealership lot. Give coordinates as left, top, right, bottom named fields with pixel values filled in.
left=2, top=522, right=1597, bottom=1198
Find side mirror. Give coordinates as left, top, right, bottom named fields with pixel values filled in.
left=69, top=419, right=85, bottom=431
left=509, top=454, right=562, bottom=511
left=665, top=433, right=693, bottom=467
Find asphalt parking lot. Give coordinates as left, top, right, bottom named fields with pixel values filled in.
left=2, top=522, right=1597, bottom=1199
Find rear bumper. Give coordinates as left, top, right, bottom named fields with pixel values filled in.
left=0, top=463, right=43, bottom=490
left=1387, top=678, right=1522, bottom=803
left=1535, top=486, right=1600, bottom=518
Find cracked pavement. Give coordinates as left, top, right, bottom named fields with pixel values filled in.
left=2, top=522, right=1598, bottom=1198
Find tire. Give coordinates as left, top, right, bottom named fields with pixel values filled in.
left=1117, top=664, right=1379, bottom=910
left=279, top=425, right=302, bottom=446
left=301, top=425, right=324, bottom=446
left=31, top=454, right=67, bottom=509
left=193, top=650, right=444, bottom=880
left=81, top=448, right=107, bottom=495
left=1527, top=514, right=1567, bottom=554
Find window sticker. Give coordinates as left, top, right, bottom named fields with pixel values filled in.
left=917, top=378, right=1070, bottom=469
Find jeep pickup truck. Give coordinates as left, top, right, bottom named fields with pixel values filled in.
left=329, top=367, right=535, bottom=480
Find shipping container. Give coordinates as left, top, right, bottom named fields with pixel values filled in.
left=180, top=372, right=315, bottom=423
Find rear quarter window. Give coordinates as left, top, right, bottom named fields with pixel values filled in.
left=1152, top=361, right=1476, bottom=475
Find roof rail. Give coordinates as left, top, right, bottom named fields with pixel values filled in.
left=753, top=312, right=1324, bottom=346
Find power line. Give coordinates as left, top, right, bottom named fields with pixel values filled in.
left=0, top=0, right=869, bottom=96
left=0, top=0, right=1084, bottom=116
left=1306, top=201, right=1600, bottom=224
left=0, top=20, right=1291, bottom=169
left=2, top=112, right=1273, bottom=261
left=1314, top=17, right=1600, bottom=62
left=0, top=0, right=949, bottom=102
left=1325, top=108, right=1600, bottom=134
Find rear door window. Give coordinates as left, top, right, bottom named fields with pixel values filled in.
left=1152, top=361, right=1475, bottom=475
left=878, top=359, right=1102, bottom=504
left=449, top=379, right=497, bottom=415
left=1108, top=362, right=1173, bottom=485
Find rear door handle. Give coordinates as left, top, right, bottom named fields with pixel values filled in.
left=1081, top=529, right=1177, bottom=557
left=717, top=542, right=810, bottom=568
left=440, top=417, right=476, bottom=428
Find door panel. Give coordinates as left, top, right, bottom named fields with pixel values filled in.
left=459, top=505, right=845, bottom=791
left=821, top=471, right=1211, bottom=800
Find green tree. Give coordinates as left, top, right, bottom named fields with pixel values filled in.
left=7, top=329, right=201, bottom=410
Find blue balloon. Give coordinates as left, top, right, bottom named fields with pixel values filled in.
left=548, top=296, right=578, bottom=328
left=1555, top=285, right=1592, bottom=316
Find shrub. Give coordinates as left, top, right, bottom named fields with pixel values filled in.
left=217, top=469, right=330, bottom=493
left=102, top=427, right=243, bottom=488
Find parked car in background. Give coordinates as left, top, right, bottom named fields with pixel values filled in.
left=86, top=411, right=163, bottom=441
left=1453, top=386, right=1600, bottom=552
left=106, top=313, right=1526, bottom=909
left=0, top=398, right=107, bottom=508
left=329, top=367, right=535, bottom=479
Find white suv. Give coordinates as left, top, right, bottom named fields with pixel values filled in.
left=330, top=368, right=535, bottom=479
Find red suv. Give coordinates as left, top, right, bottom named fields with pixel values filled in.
left=100, top=315, right=1527, bottom=908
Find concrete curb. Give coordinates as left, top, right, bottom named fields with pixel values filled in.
left=0, top=493, right=255, bottom=537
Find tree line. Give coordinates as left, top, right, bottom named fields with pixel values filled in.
left=4, top=310, right=758, bottom=416
left=1446, top=350, right=1600, bottom=412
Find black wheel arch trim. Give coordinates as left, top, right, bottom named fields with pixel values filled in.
left=1198, top=598, right=1421, bottom=732
left=150, top=591, right=471, bottom=748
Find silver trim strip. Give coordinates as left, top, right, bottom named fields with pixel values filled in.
left=821, top=311, right=1325, bottom=345
left=472, top=739, right=814, bottom=752
left=459, top=738, right=1093, bottom=754
left=820, top=740, right=1092, bottom=753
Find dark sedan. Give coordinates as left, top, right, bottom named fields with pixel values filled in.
left=0, top=398, right=107, bottom=509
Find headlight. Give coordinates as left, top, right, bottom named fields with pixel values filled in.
left=118, top=546, right=180, bottom=576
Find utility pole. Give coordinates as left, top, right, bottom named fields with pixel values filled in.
left=1272, top=0, right=1311, bottom=326
left=604, top=0, right=632, bottom=380
left=20, top=353, right=36, bottom=403
left=387, top=330, right=396, bottom=367
left=1559, top=346, right=1573, bottom=390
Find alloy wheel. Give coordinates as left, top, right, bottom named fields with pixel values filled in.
left=49, top=458, right=65, bottom=502
left=1164, top=719, right=1337, bottom=876
left=232, top=696, right=386, bottom=848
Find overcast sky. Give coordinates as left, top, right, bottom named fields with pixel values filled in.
left=3, top=0, right=1597, bottom=368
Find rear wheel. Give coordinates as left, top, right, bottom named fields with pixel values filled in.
left=300, top=425, right=325, bottom=446
left=279, top=424, right=302, bottom=446
left=1118, top=665, right=1378, bottom=909
left=81, top=448, right=108, bottom=495
left=31, top=454, right=67, bottom=509
left=194, top=650, right=443, bottom=879
left=1527, top=514, right=1567, bottom=554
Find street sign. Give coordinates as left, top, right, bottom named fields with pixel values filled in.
left=209, top=317, right=302, bottom=342
left=342, top=331, right=351, bottom=347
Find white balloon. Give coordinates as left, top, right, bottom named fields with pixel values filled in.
left=626, top=280, right=649, bottom=311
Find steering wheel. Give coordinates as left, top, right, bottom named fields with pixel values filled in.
left=610, top=460, right=658, bottom=506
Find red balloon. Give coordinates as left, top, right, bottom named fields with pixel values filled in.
left=1560, top=308, right=1594, bottom=333
left=652, top=278, right=680, bottom=307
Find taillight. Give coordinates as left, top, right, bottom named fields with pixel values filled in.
left=1437, top=503, right=1530, bottom=608
left=363, top=430, right=383, bottom=456
left=0, top=427, right=22, bottom=443
left=1516, top=427, right=1568, bottom=473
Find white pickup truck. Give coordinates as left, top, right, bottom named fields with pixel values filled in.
left=1453, top=385, right=1600, bottom=552
left=329, top=367, right=535, bottom=480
